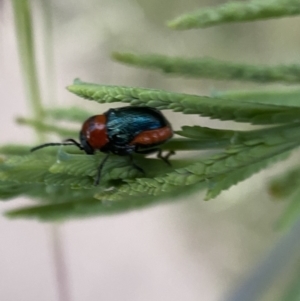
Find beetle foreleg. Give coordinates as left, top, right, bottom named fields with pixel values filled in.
left=94, top=154, right=110, bottom=186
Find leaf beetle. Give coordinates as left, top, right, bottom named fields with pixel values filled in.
left=31, top=106, right=174, bottom=185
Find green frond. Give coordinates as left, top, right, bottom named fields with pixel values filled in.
left=0, top=145, right=32, bottom=156
left=2, top=121, right=300, bottom=220
left=94, top=137, right=299, bottom=202
left=0, top=144, right=83, bottom=156
left=46, top=107, right=92, bottom=122
left=178, top=124, right=300, bottom=146
left=177, top=126, right=236, bottom=140
left=167, top=0, right=300, bottom=30
left=163, top=138, right=230, bottom=151
left=205, top=152, right=289, bottom=200
left=48, top=150, right=143, bottom=183
left=67, top=79, right=300, bottom=125
left=215, top=88, right=300, bottom=107
left=113, top=52, right=300, bottom=84
left=12, top=0, right=44, bottom=141
left=0, top=154, right=55, bottom=184
left=17, top=117, right=78, bottom=138
left=6, top=181, right=203, bottom=221
left=0, top=181, right=39, bottom=200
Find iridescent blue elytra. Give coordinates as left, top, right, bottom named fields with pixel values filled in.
left=31, top=106, right=174, bottom=185
left=105, top=106, right=169, bottom=148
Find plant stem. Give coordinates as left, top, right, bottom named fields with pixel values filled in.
left=12, top=2, right=71, bottom=300
left=50, top=225, right=72, bottom=301
left=12, top=0, right=44, bottom=141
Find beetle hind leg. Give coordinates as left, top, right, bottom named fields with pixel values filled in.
left=94, top=154, right=110, bottom=186
left=135, top=147, right=175, bottom=166
left=157, top=149, right=175, bottom=166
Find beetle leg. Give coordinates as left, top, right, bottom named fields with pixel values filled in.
left=157, top=149, right=175, bottom=166
left=94, top=154, right=110, bottom=186
left=135, top=147, right=175, bottom=166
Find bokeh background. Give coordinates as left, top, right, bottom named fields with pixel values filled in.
left=1, top=1, right=300, bottom=301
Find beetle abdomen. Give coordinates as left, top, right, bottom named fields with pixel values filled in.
left=129, top=126, right=173, bottom=147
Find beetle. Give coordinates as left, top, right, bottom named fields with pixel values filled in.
left=31, top=106, right=174, bottom=185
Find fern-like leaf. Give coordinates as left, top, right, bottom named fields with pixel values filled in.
left=214, top=88, right=300, bottom=107
left=17, top=117, right=77, bottom=138
left=67, top=79, right=300, bottom=125
left=205, top=152, right=289, bottom=200
left=167, top=0, right=300, bottom=30
left=113, top=52, right=300, bottom=84
left=46, top=107, right=92, bottom=122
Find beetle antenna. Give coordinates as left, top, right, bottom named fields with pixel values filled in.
left=94, top=154, right=110, bottom=186
left=63, top=139, right=84, bottom=150
left=31, top=139, right=84, bottom=152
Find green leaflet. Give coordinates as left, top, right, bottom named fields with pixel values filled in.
left=91, top=128, right=300, bottom=202
left=215, top=88, right=300, bottom=107
left=0, top=181, right=96, bottom=204
left=177, top=126, right=237, bottom=141
left=100, top=142, right=298, bottom=201
left=167, top=0, right=300, bottom=30
left=49, top=150, right=144, bottom=183
left=177, top=124, right=300, bottom=146
left=6, top=181, right=204, bottom=221
left=0, top=154, right=55, bottom=184
left=0, top=145, right=33, bottom=156
left=162, top=138, right=230, bottom=151
left=0, top=152, right=126, bottom=189
left=0, top=144, right=83, bottom=156
left=113, top=53, right=300, bottom=84
left=17, top=117, right=78, bottom=138
left=205, top=152, right=290, bottom=200
left=46, top=106, right=93, bottom=122
left=0, top=181, right=42, bottom=200
left=67, top=79, right=300, bottom=125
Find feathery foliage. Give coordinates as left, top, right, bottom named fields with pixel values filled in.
left=67, top=80, right=300, bottom=125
